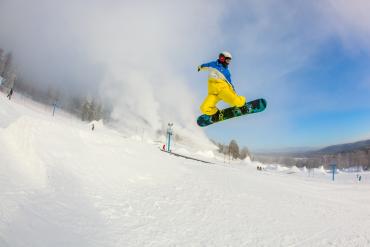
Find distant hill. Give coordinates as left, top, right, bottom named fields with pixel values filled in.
left=253, top=139, right=370, bottom=169
left=310, top=139, right=370, bottom=155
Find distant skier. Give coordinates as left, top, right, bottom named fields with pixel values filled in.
left=197, top=51, right=246, bottom=121
left=7, top=88, right=13, bottom=100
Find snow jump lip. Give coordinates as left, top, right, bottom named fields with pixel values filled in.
left=160, top=149, right=214, bottom=164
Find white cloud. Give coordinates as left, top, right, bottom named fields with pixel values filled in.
left=82, top=1, right=227, bottom=139
left=323, top=0, right=370, bottom=54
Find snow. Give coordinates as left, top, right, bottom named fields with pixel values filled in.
left=195, top=150, right=215, bottom=159
left=1, top=94, right=370, bottom=246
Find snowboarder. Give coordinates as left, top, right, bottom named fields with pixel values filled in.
left=197, top=51, right=246, bottom=121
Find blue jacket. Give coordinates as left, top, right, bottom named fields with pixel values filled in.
left=199, top=60, right=234, bottom=89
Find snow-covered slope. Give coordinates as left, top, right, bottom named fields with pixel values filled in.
left=1, top=94, right=370, bottom=247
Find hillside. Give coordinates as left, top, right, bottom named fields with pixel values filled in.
left=312, top=139, right=370, bottom=155
left=1, top=94, right=370, bottom=247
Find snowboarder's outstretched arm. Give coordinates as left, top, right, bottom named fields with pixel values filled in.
left=197, top=61, right=217, bottom=72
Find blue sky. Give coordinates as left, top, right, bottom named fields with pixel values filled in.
left=196, top=1, right=370, bottom=151
left=204, top=40, right=370, bottom=151
left=1, top=0, right=370, bottom=152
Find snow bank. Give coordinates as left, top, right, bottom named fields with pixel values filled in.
left=289, top=166, right=301, bottom=173
left=315, top=165, right=329, bottom=174
left=89, top=119, right=104, bottom=129
left=175, top=147, right=191, bottom=155
left=195, top=150, right=215, bottom=158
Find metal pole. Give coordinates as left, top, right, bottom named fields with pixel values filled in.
left=331, top=164, right=336, bottom=181
left=167, top=123, right=173, bottom=152
left=167, top=132, right=171, bottom=152
left=332, top=166, right=335, bottom=181
left=52, top=102, right=56, bottom=116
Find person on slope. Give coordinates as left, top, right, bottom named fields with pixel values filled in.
left=198, top=51, right=246, bottom=122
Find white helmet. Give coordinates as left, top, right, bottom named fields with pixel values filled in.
left=219, top=51, right=232, bottom=59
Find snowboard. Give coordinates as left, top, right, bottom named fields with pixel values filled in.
left=197, top=98, right=267, bottom=127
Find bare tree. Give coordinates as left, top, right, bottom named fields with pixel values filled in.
left=81, top=99, right=91, bottom=121
left=0, top=49, right=5, bottom=76
left=1, top=52, right=12, bottom=78
left=229, top=140, right=240, bottom=159
left=239, top=147, right=250, bottom=160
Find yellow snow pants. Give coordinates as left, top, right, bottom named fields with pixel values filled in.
left=200, top=79, right=246, bottom=115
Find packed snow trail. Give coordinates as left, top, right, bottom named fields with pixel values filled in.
left=0, top=95, right=370, bottom=247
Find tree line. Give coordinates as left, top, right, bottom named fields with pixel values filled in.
left=0, top=49, right=15, bottom=88
left=254, top=148, right=370, bottom=170
left=0, top=48, right=110, bottom=122
left=213, top=139, right=251, bottom=160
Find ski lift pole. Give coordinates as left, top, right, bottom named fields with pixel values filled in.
left=167, top=132, right=171, bottom=152
left=52, top=101, right=58, bottom=116
left=330, top=164, right=337, bottom=181
left=167, top=123, right=173, bottom=152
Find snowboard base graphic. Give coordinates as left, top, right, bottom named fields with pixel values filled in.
left=197, top=98, right=267, bottom=127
